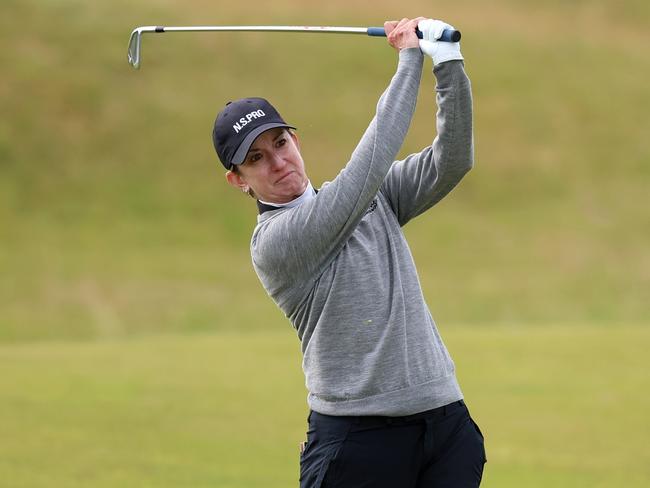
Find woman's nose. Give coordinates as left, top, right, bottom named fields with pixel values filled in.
left=269, top=152, right=286, bottom=170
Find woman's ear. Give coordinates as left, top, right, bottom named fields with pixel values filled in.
left=225, top=170, right=249, bottom=194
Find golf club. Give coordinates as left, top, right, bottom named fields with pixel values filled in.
left=127, top=25, right=462, bottom=69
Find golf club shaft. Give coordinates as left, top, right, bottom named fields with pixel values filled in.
left=127, top=25, right=462, bottom=69
left=149, top=25, right=460, bottom=41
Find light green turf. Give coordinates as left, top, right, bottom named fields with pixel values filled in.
left=1, top=325, right=649, bottom=487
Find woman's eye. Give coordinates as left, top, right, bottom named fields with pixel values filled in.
left=276, top=138, right=287, bottom=148
left=249, top=153, right=262, bottom=163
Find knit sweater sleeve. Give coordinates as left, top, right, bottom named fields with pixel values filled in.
left=251, top=48, right=424, bottom=302
left=379, top=60, right=473, bottom=226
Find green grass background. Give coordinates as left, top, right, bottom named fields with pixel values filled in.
left=1, top=0, right=649, bottom=486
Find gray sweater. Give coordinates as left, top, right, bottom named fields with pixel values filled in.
left=251, top=48, right=473, bottom=416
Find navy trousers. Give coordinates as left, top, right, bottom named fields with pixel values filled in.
left=299, top=400, right=486, bottom=488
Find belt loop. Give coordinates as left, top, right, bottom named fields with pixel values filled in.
left=423, top=418, right=435, bottom=458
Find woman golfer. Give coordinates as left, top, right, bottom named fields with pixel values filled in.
left=212, top=17, right=486, bottom=488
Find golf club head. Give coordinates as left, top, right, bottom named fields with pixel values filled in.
left=127, top=26, right=158, bottom=69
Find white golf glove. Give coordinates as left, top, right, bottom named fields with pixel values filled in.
left=418, top=19, right=463, bottom=65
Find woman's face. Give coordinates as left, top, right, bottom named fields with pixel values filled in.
left=226, top=128, right=308, bottom=204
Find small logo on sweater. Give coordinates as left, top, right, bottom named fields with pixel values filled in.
left=365, top=199, right=378, bottom=215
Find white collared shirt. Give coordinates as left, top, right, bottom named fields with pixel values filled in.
left=258, top=181, right=316, bottom=209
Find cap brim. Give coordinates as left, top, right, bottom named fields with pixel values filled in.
left=231, top=123, right=296, bottom=166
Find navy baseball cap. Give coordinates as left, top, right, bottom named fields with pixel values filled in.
left=212, top=97, right=296, bottom=170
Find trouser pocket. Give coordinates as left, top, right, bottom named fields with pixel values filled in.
left=299, top=412, right=352, bottom=488
left=470, top=417, right=487, bottom=463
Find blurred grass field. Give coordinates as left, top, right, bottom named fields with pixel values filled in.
left=1, top=0, right=649, bottom=486
left=2, top=326, right=649, bottom=487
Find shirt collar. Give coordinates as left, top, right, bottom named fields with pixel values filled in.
left=257, top=181, right=316, bottom=214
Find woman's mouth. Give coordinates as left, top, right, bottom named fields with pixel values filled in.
left=276, top=172, right=293, bottom=184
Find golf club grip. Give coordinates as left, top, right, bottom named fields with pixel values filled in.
left=367, top=27, right=461, bottom=42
